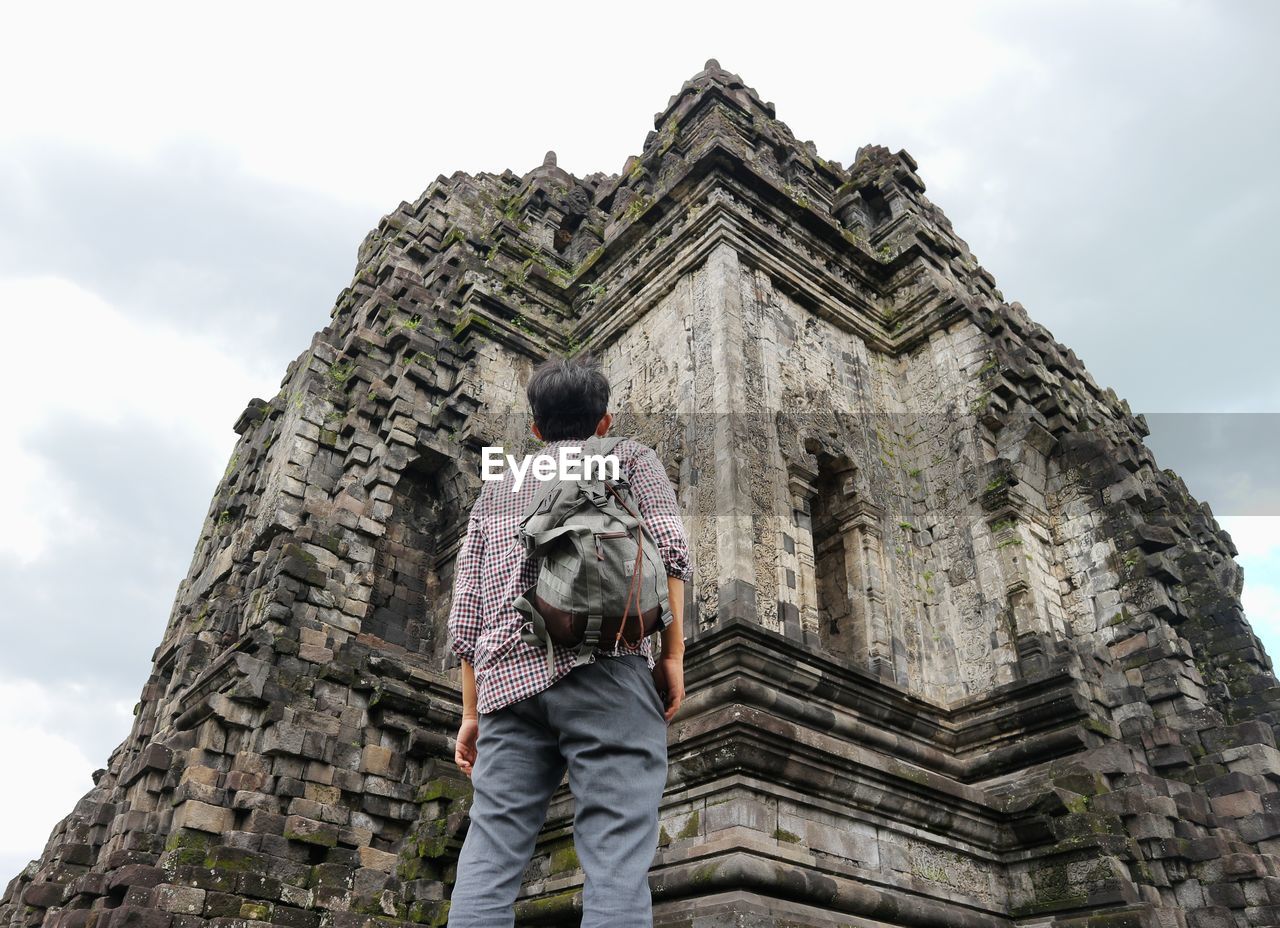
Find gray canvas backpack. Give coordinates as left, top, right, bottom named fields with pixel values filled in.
left=513, top=435, right=672, bottom=678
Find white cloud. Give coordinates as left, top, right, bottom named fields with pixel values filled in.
left=0, top=675, right=131, bottom=881
left=1217, top=517, right=1280, bottom=561
left=0, top=0, right=1057, bottom=210
left=0, top=276, right=272, bottom=565
left=1219, top=516, right=1280, bottom=662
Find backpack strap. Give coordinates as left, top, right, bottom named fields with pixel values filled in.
left=604, top=480, right=673, bottom=632
left=613, top=524, right=645, bottom=647
left=583, top=434, right=624, bottom=459
left=514, top=587, right=558, bottom=679
left=522, top=521, right=589, bottom=554
left=569, top=531, right=606, bottom=669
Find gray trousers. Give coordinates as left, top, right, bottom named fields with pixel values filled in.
left=447, top=652, right=669, bottom=927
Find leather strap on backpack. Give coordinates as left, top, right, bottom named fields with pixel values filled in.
left=614, top=524, right=645, bottom=647
left=604, top=481, right=668, bottom=646
left=571, top=530, right=606, bottom=670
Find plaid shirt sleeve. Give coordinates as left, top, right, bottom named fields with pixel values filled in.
left=627, top=443, right=693, bottom=582
left=447, top=485, right=488, bottom=665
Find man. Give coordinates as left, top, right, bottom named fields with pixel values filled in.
left=445, top=352, right=692, bottom=928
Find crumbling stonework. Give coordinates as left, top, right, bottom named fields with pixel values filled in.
left=5, top=59, right=1279, bottom=928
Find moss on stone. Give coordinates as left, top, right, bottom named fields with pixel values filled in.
left=574, top=247, right=606, bottom=280
left=416, top=777, right=472, bottom=804
left=408, top=899, right=450, bottom=926
left=164, top=828, right=214, bottom=867
left=549, top=843, right=579, bottom=873
left=397, top=856, right=431, bottom=883
left=239, top=902, right=271, bottom=921
left=1063, top=794, right=1091, bottom=814
left=624, top=193, right=652, bottom=221
left=452, top=313, right=495, bottom=340
left=1081, top=718, right=1117, bottom=738
left=282, top=827, right=336, bottom=848
left=351, top=894, right=407, bottom=919
left=203, top=846, right=263, bottom=872
left=282, top=542, right=317, bottom=567
left=188, top=602, right=211, bottom=633
left=690, top=861, right=720, bottom=885
left=410, top=819, right=452, bottom=859
left=513, top=888, right=581, bottom=919
left=773, top=827, right=801, bottom=843
left=677, top=809, right=700, bottom=839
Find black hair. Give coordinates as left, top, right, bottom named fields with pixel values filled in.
left=526, top=352, right=610, bottom=441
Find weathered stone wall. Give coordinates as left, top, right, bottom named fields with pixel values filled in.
left=5, top=58, right=1279, bottom=928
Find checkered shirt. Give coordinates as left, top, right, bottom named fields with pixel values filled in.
left=447, top=436, right=693, bottom=715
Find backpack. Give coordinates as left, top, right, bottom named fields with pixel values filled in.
left=513, top=434, right=672, bottom=679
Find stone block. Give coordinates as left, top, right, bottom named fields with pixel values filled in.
left=282, top=815, right=338, bottom=847
left=20, top=881, right=67, bottom=908
left=303, top=782, right=341, bottom=806
left=1211, top=791, right=1264, bottom=819
left=171, top=801, right=232, bottom=835
left=777, top=807, right=879, bottom=868
left=153, top=884, right=206, bottom=915
left=358, top=745, right=396, bottom=778
left=702, top=795, right=772, bottom=834
left=102, top=904, right=174, bottom=928
left=357, top=847, right=400, bottom=873
left=259, top=723, right=306, bottom=757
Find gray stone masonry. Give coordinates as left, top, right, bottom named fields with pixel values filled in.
left=5, top=59, right=1280, bottom=928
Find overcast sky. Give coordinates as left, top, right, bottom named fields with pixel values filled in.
left=2, top=0, right=1277, bottom=883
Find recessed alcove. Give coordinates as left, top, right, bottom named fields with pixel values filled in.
left=366, top=449, right=466, bottom=661
left=811, top=453, right=867, bottom=667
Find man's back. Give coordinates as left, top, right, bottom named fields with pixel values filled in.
left=447, top=435, right=692, bottom=715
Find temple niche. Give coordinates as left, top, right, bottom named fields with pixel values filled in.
left=795, top=435, right=938, bottom=695
left=806, top=449, right=891, bottom=680
left=810, top=453, right=861, bottom=664
left=365, top=448, right=465, bottom=661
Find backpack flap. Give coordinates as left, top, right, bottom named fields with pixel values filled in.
left=512, top=437, right=675, bottom=680
left=515, top=522, right=607, bottom=678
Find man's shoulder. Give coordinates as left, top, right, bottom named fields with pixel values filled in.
left=609, top=435, right=657, bottom=454
left=613, top=438, right=680, bottom=486
left=610, top=436, right=658, bottom=465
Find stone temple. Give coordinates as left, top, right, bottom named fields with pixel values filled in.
left=5, top=59, right=1280, bottom=928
